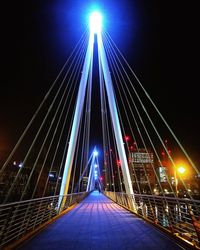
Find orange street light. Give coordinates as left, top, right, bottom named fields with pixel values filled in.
left=174, top=164, right=187, bottom=196
left=177, top=166, right=186, bottom=174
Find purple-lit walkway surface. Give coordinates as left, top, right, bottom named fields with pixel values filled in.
left=18, top=191, right=188, bottom=250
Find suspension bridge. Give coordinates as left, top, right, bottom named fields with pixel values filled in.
left=0, top=10, right=200, bottom=250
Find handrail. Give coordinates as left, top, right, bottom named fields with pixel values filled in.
left=104, top=191, right=200, bottom=249
left=0, top=192, right=89, bottom=248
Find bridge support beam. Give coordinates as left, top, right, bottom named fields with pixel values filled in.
left=86, top=149, right=96, bottom=192
left=58, top=34, right=94, bottom=211
left=97, top=33, right=136, bottom=212
left=58, top=30, right=136, bottom=212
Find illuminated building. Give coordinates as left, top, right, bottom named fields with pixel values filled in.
left=129, top=148, right=155, bottom=194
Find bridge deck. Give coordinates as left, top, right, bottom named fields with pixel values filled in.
left=18, top=191, right=188, bottom=250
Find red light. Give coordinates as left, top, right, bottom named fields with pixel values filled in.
left=124, top=135, right=130, bottom=141
left=117, top=160, right=121, bottom=166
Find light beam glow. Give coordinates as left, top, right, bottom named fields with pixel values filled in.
left=89, top=11, right=102, bottom=34
left=93, top=150, right=98, bottom=156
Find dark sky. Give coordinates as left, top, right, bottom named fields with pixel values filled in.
left=1, top=1, right=199, bottom=167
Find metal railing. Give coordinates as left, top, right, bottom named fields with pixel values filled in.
left=0, top=192, right=89, bottom=248
left=105, top=191, right=200, bottom=248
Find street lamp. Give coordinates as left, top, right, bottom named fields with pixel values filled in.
left=177, top=166, right=186, bottom=174
left=174, top=164, right=186, bottom=196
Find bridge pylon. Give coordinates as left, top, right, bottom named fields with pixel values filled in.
left=58, top=14, right=136, bottom=212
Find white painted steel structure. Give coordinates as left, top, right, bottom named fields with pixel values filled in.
left=59, top=15, right=135, bottom=211
left=58, top=34, right=94, bottom=210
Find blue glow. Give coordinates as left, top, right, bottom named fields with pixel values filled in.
left=93, top=150, right=98, bottom=156
left=89, top=11, right=102, bottom=34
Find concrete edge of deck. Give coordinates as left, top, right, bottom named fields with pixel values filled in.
left=3, top=202, right=81, bottom=250
left=104, top=193, right=199, bottom=250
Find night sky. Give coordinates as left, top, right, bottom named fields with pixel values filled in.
left=1, top=1, right=199, bottom=168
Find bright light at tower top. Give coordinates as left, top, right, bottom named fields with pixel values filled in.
left=93, top=150, right=98, bottom=156
left=89, top=11, right=102, bottom=34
